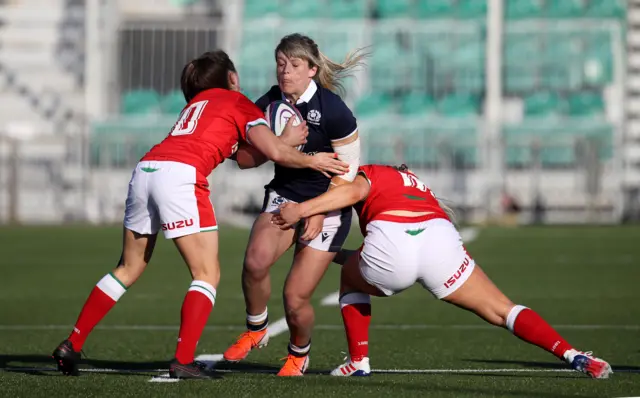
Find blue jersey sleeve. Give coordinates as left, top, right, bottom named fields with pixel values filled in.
left=325, top=98, right=358, bottom=141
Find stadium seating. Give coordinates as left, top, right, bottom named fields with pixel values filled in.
left=585, top=0, right=626, bottom=18
left=107, top=0, right=624, bottom=169
left=376, top=0, right=412, bottom=19
left=160, top=90, right=186, bottom=115
left=121, top=90, right=161, bottom=115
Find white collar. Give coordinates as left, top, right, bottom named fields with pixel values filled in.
left=282, top=80, right=317, bottom=105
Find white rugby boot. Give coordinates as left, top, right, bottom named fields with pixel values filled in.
left=564, top=349, right=613, bottom=379
left=330, top=356, right=371, bottom=377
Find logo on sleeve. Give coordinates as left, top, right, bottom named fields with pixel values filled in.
left=307, top=109, right=321, bottom=125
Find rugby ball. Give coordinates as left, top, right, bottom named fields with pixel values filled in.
left=265, top=100, right=304, bottom=151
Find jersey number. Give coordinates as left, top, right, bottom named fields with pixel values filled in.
left=170, top=100, right=208, bottom=136
left=399, top=171, right=428, bottom=192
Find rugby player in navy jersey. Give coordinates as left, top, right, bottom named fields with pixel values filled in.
left=224, top=33, right=368, bottom=376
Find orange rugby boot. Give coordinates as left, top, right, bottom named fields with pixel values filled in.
left=277, top=354, right=309, bottom=377
left=222, top=329, right=269, bottom=362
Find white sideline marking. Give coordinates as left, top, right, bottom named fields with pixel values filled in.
left=2, top=324, right=638, bottom=332
left=320, top=292, right=341, bottom=306
left=320, top=227, right=479, bottom=307
left=8, top=366, right=640, bottom=375
left=149, top=292, right=334, bottom=382
left=459, top=227, right=479, bottom=243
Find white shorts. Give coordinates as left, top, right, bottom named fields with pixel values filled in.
left=261, top=189, right=351, bottom=252
left=359, top=218, right=475, bottom=299
left=124, top=161, right=217, bottom=239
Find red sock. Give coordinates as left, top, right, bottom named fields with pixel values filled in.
left=340, top=293, right=371, bottom=362
left=68, top=273, right=127, bottom=350
left=507, top=306, right=573, bottom=360
left=175, top=281, right=216, bottom=364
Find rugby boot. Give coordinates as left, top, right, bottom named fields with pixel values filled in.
left=277, top=353, right=309, bottom=376
left=52, top=339, right=81, bottom=376
left=223, top=329, right=269, bottom=362
left=330, top=356, right=371, bottom=377
left=564, top=349, right=613, bottom=379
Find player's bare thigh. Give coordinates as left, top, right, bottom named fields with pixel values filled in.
left=113, top=227, right=157, bottom=286
left=244, top=212, right=296, bottom=273
left=173, top=230, right=221, bottom=288
left=440, top=265, right=515, bottom=326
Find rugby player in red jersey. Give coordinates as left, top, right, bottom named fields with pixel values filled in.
left=272, top=164, right=612, bottom=380
left=51, top=50, right=349, bottom=379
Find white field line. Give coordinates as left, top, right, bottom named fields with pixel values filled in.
left=7, top=366, right=639, bottom=376
left=149, top=293, right=331, bottom=382
left=3, top=324, right=638, bottom=332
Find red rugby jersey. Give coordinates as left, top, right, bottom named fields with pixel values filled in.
left=354, top=164, right=449, bottom=234
left=142, top=88, right=267, bottom=177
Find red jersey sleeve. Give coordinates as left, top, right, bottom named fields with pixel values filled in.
left=232, top=94, right=268, bottom=142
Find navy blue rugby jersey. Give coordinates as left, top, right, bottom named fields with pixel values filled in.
left=255, top=80, right=358, bottom=202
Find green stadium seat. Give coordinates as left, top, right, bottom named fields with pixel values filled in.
left=585, top=0, right=626, bottom=19
left=504, top=35, right=540, bottom=64
left=376, top=0, right=412, bottom=18
left=370, top=41, right=421, bottom=93
left=505, top=0, right=544, bottom=19
left=567, top=92, right=605, bottom=117
left=545, top=0, right=585, bottom=18
left=416, top=0, right=455, bottom=19
left=362, top=127, right=401, bottom=165
left=355, top=93, right=394, bottom=116
left=170, top=0, right=199, bottom=5
left=328, top=0, right=368, bottom=19
left=436, top=93, right=479, bottom=117
left=504, top=34, right=540, bottom=92
left=523, top=92, right=565, bottom=116
left=243, top=0, right=280, bottom=19
left=504, top=66, right=538, bottom=94
left=583, top=46, right=614, bottom=86
left=503, top=126, right=532, bottom=166
left=403, top=130, right=440, bottom=166
left=121, top=90, right=161, bottom=115
left=279, top=0, right=324, bottom=19
left=398, top=93, right=436, bottom=116
left=540, top=146, right=575, bottom=167
left=456, top=0, right=487, bottom=18
left=160, top=90, right=186, bottom=116
left=505, top=146, right=533, bottom=167
left=91, top=117, right=176, bottom=167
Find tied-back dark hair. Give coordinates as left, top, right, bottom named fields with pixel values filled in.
left=181, top=50, right=237, bottom=102
left=394, top=164, right=409, bottom=172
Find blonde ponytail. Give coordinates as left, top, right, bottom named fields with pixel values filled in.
left=315, top=48, right=370, bottom=97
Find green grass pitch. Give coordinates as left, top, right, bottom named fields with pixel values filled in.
left=1, top=225, right=639, bottom=397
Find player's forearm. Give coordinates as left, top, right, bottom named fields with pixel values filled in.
left=249, top=126, right=312, bottom=169
left=298, top=185, right=361, bottom=218
left=235, top=144, right=268, bottom=169
left=268, top=140, right=313, bottom=169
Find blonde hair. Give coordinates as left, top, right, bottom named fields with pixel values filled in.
left=275, top=33, right=369, bottom=97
